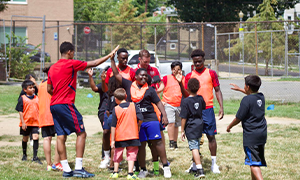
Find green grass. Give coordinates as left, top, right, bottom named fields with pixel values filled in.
left=1, top=85, right=300, bottom=119
left=278, top=77, right=300, bottom=81
left=0, top=124, right=300, bottom=179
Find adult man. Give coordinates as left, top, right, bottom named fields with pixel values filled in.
left=179, top=49, right=224, bottom=174
left=47, top=41, right=118, bottom=178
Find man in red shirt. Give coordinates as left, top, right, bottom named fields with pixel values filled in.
left=179, top=49, right=224, bottom=174
left=47, top=41, right=118, bottom=178
left=134, top=49, right=161, bottom=89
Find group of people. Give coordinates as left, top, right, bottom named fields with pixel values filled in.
left=16, top=41, right=267, bottom=180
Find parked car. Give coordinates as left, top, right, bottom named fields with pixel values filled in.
left=20, top=44, right=51, bottom=62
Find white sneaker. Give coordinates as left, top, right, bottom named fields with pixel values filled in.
left=138, top=170, right=149, bottom=178
left=211, top=164, right=220, bottom=174
left=99, top=158, right=110, bottom=168
left=163, top=166, right=172, bottom=178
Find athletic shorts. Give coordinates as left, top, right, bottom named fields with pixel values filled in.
left=103, top=113, right=112, bottom=130
left=41, top=125, right=56, bottom=138
left=164, top=103, right=181, bottom=127
left=159, top=120, right=165, bottom=131
left=50, top=104, right=85, bottom=136
left=202, top=108, right=217, bottom=135
left=20, top=126, right=39, bottom=136
left=188, top=139, right=200, bottom=151
left=244, top=145, right=267, bottom=166
left=98, top=110, right=105, bottom=129
left=139, top=121, right=162, bottom=142
left=113, top=146, right=138, bottom=163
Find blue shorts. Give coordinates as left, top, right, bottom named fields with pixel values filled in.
left=244, top=145, right=267, bottom=166
left=103, top=113, right=112, bottom=130
left=188, top=139, right=200, bottom=151
left=202, top=108, right=217, bottom=135
left=50, top=104, right=85, bottom=136
left=139, top=121, right=162, bottom=142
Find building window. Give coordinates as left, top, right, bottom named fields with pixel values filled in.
left=7, top=0, right=27, bottom=4
left=0, top=27, right=27, bottom=44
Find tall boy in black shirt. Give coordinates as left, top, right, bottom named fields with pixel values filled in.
left=227, top=75, right=267, bottom=180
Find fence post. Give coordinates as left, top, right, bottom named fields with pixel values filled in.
left=140, top=23, right=143, bottom=50
left=155, top=25, right=157, bottom=67
left=3, top=19, right=8, bottom=82
left=255, top=23, right=258, bottom=75
left=188, top=25, right=190, bottom=60
left=201, top=23, right=204, bottom=50
left=111, top=25, right=113, bottom=51
left=57, top=21, right=59, bottom=61
left=285, top=28, right=288, bottom=76
left=229, top=34, right=230, bottom=77
left=214, top=26, right=217, bottom=61
left=75, top=24, right=77, bottom=60
left=41, top=15, right=45, bottom=80
left=271, top=32, right=273, bottom=77
left=177, top=24, right=180, bottom=61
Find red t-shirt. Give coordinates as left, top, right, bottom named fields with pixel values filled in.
left=184, top=68, right=219, bottom=90
left=47, top=59, right=87, bottom=105
left=105, top=66, right=136, bottom=84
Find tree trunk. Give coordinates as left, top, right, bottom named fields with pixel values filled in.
left=265, top=58, right=269, bottom=76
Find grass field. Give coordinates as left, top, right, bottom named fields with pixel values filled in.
left=1, top=85, right=300, bottom=119
left=0, top=85, right=300, bottom=179
left=0, top=124, right=300, bottom=179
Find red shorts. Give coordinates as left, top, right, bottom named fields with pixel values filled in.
left=113, top=146, right=138, bottom=163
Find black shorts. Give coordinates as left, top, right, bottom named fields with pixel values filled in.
left=244, top=145, right=267, bottom=166
left=20, top=126, right=39, bottom=136
left=98, top=110, right=105, bottom=129
left=41, top=125, right=56, bottom=138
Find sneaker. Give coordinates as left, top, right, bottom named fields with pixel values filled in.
left=99, top=158, right=110, bottom=168
left=73, top=168, right=95, bottom=178
left=174, top=142, right=178, bottom=150
left=127, top=174, right=139, bottom=179
left=109, top=172, right=119, bottom=179
left=52, top=163, right=63, bottom=171
left=21, top=154, right=27, bottom=161
left=138, top=170, right=149, bottom=178
left=169, top=142, right=174, bottom=150
left=63, top=171, right=73, bottom=178
left=194, top=168, right=205, bottom=178
left=211, top=165, right=220, bottom=174
left=185, top=166, right=197, bottom=174
left=32, top=157, right=43, bottom=165
left=46, top=165, right=52, bottom=171
left=163, top=166, right=171, bottom=178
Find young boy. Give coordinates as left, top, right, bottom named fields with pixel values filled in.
left=39, top=67, right=62, bottom=171
left=109, top=88, right=143, bottom=179
left=157, top=61, right=184, bottom=150
left=16, top=80, right=42, bottom=164
left=180, top=78, right=206, bottom=178
left=227, top=75, right=267, bottom=180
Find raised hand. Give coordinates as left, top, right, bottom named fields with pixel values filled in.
left=87, top=68, right=93, bottom=77
left=175, top=70, right=183, bottom=83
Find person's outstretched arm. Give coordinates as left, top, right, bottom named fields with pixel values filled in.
left=156, top=101, right=168, bottom=126
left=86, top=45, right=119, bottom=68
left=111, top=54, right=122, bottom=85
left=87, top=68, right=99, bottom=92
left=227, top=117, right=241, bottom=132
left=215, top=86, right=224, bottom=120
left=230, top=83, right=246, bottom=94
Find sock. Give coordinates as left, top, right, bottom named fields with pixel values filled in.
left=61, top=159, right=72, bottom=172
left=104, top=150, right=110, bottom=159
left=75, top=157, right=83, bottom=170
left=169, top=140, right=174, bottom=145
left=174, top=141, right=178, bottom=147
left=153, top=161, right=159, bottom=171
left=33, top=140, right=39, bottom=158
left=141, top=167, right=147, bottom=171
left=163, top=163, right=169, bottom=168
left=192, top=162, right=197, bottom=170
left=22, top=140, right=27, bottom=155
left=196, top=164, right=203, bottom=169
left=211, top=156, right=217, bottom=166
left=128, top=172, right=134, bottom=176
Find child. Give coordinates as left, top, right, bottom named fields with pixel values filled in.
left=227, top=75, right=267, bottom=180
left=111, top=57, right=172, bottom=178
left=157, top=61, right=184, bottom=150
left=109, top=88, right=143, bottom=179
left=179, top=78, right=206, bottom=178
left=15, top=79, right=42, bottom=164
left=38, top=67, right=62, bottom=171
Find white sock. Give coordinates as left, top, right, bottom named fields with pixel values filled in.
left=60, top=159, right=72, bottom=172
left=104, top=150, right=110, bottom=159
left=211, top=156, right=217, bottom=166
left=192, top=162, right=197, bottom=170
left=196, top=164, right=203, bottom=169
left=75, top=157, right=83, bottom=170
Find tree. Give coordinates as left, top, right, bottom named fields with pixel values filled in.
left=167, top=0, right=297, bottom=22
left=224, top=0, right=285, bottom=75
left=107, top=0, right=149, bottom=50
left=131, top=0, right=167, bottom=17
left=0, top=0, right=9, bottom=12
